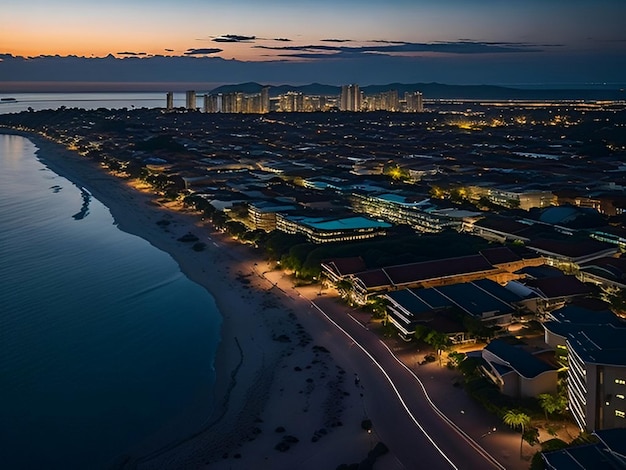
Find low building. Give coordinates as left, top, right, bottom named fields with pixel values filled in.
left=481, top=339, right=558, bottom=398
left=385, top=279, right=524, bottom=340
left=543, top=428, right=626, bottom=469
left=275, top=214, right=391, bottom=244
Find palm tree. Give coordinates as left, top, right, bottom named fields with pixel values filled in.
left=424, top=330, right=451, bottom=366
left=503, top=410, right=531, bottom=458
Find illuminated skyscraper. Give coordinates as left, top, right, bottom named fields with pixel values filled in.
left=185, top=90, right=197, bottom=111
left=261, top=87, right=270, bottom=114
left=340, top=84, right=361, bottom=111
left=404, top=91, right=424, bottom=112
left=166, top=92, right=174, bottom=110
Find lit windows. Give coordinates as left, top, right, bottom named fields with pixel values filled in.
left=618, top=395, right=625, bottom=399
left=616, top=379, right=626, bottom=385
left=616, top=410, right=626, bottom=419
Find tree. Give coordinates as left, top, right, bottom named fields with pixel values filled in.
left=503, top=410, right=531, bottom=458
left=424, top=330, right=451, bottom=366
left=366, top=296, right=389, bottom=319
left=538, top=392, right=567, bottom=421
left=413, top=324, right=431, bottom=342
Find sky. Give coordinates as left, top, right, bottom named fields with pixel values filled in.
left=2, top=0, right=626, bottom=89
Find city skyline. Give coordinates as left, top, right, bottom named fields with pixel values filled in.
left=2, top=1, right=626, bottom=89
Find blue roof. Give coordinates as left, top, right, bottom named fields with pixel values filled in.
left=411, top=288, right=454, bottom=310
left=485, top=340, right=556, bottom=379
left=473, top=278, right=524, bottom=304
left=302, top=216, right=391, bottom=231
left=549, top=305, right=622, bottom=326
left=387, top=290, right=432, bottom=315
left=543, top=443, right=626, bottom=469
left=437, top=282, right=515, bottom=317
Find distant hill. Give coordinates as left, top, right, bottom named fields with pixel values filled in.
left=208, top=82, right=625, bottom=101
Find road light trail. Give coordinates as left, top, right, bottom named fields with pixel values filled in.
left=310, top=301, right=459, bottom=470
left=378, top=340, right=506, bottom=470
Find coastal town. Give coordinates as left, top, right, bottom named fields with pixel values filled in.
left=2, top=92, right=626, bottom=469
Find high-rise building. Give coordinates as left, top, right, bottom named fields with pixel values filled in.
left=165, top=92, right=174, bottom=110
left=340, top=84, right=361, bottom=112
left=185, top=90, right=197, bottom=111
left=404, top=91, right=424, bottom=112
left=261, top=87, right=270, bottom=114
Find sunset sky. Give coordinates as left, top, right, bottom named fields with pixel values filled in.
left=2, top=0, right=626, bottom=88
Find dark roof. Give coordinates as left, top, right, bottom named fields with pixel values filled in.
left=384, top=254, right=495, bottom=286
left=354, top=269, right=392, bottom=289
left=437, top=282, right=515, bottom=317
left=525, top=275, right=592, bottom=299
left=386, top=290, right=432, bottom=315
left=474, top=216, right=531, bottom=235
left=479, top=246, right=522, bottom=265
left=580, top=256, right=626, bottom=283
left=543, top=443, right=626, bottom=470
left=484, top=339, right=557, bottom=379
left=529, top=238, right=617, bottom=260
left=411, top=287, right=455, bottom=310
left=548, top=304, right=623, bottom=327
left=516, top=265, right=565, bottom=279
left=567, top=324, right=626, bottom=366
left=595, top=428, right=626, bottom=459
left=322, top=257, right=367, bottom=277
left=473, top=278, right=524, bottom=304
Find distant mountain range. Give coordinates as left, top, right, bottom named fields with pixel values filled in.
left=208, top=82, right=625, bottom=101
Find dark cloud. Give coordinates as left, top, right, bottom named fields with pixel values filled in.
left=254, top=40, right=544, bottom=58
left=117, top=51, right=147, bottom=56
left=320, top=39, right=352, bottom=43
left=164, top=48, right=174, bottom=52
left=274, top=38, right=292, bottom=42
left=213, top=34, right=256, bottom=43
left=184, top=48, right=223, bottom=55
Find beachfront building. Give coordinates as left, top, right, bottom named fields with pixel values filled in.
left=349, top=192, right=479, bottom=233
left=247, top=201, right=297, bottom=231
left=384, top=278, right=524, bottom=341
left=275, top=214, right=391, bottom=244
left=321, top=247, right=543, bottom=304
left=481, top=339, right=558, bottom=399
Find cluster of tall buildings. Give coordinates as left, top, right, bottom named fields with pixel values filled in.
left=167, top=84, right=424, bottom=114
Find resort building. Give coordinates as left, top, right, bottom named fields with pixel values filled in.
left=543, top=428, right=626, bottom=469
left=544, top=311, right=626, bottom=431
left=275, top=214, right=391, bottom=244
left=350, top=192, right=478, bottom=233
left=481, top=339, right=558, bottom=399
left=384, top=278, right=524, bottom=341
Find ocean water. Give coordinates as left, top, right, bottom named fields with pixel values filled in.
left=0, top=134, right=221, bottom=469
left=0, top=92, right=186, bottom=114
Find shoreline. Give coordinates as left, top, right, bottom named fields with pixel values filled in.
left=3, top=130, right=383, bottom=469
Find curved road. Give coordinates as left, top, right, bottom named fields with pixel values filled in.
left=297, top=295, right=505, bottom=470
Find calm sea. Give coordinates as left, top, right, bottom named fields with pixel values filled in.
left=0, top=92, right=185, bottom=114
left=0, top=134, right=221, bottom=469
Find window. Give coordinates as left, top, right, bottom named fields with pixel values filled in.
left=618, top=394, right=625, bottom=400
left=616, top=379, right=626, bottom=385
left=616, top=410, right=626, bottom=419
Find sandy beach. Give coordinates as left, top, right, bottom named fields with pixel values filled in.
left=7, top=131, right=395, bottom=470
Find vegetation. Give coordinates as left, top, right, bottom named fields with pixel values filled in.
left=502, top=410, right=531, bottom=458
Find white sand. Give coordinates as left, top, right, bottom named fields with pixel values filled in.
left=13, top=132, right=392, bottom=470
